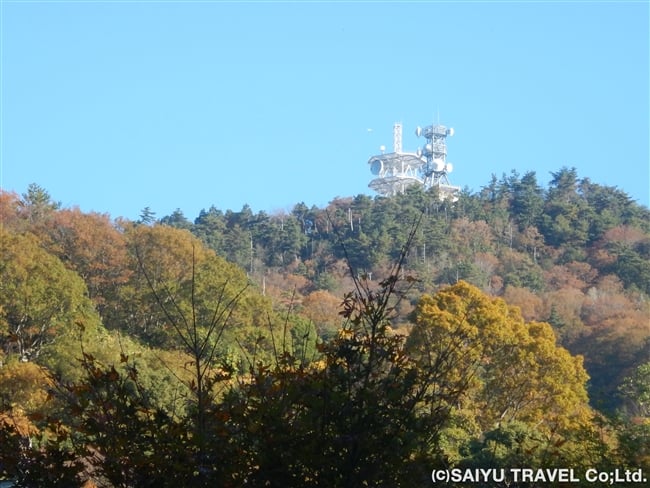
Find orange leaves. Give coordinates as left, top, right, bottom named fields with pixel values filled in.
left=502, top=285, right=544, bottom=322
left=0, top=408, right=39, bottom=439
left=301, top=290, right=342, bottom=331
left=0, top=361, right=52, bottom=413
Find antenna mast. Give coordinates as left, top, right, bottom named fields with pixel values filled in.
left=367, top=119, right=460, bottom=201
left=393, top=123, right=402, bottom=154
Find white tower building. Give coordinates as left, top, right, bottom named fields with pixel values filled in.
left=367, top=121, right=460, bottom=200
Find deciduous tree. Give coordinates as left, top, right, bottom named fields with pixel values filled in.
left=0, top=229, right=99, bottom=363
left=407, top=281, right=599, bottom=465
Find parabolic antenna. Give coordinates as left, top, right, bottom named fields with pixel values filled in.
left=366, top=121, right=460, bottom=200
left=370, top=159, right=383, bottom=175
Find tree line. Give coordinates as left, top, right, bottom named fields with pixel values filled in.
left=158, top=167, right=650, bottom=412
left=0, top=168, right=648, bottom=486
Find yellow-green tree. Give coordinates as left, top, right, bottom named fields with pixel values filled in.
left=0, top=229, right=99, bottom=364
left=116, top=224, right=273, bottom=350
left=407, top=281, right=603, bottom=467
left=0, top=360, right=52, bottom=479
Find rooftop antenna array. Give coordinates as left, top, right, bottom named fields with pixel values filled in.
left=367, top=120, right=460, bottom=200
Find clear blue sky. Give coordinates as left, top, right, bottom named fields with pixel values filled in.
left=2, top=1, right=648, bottom=221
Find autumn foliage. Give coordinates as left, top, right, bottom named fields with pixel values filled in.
left=1, top=176, right=649, bottom=486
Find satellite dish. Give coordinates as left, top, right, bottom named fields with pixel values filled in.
left=370, top=159, right=383, bottom=175
left=379, top=145, right=386, bottom=153
left=448, top=127, right=455, bottom=137
left=446, top=163, right=454, bottom=173
left=424, top=143, right=433, bottom=155
left=415, top=126, right=422, bottom=137
left=433, top=158, right=445, bottom=172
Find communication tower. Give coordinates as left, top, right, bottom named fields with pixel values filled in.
left=368, top=123, right=423, bottom=196
left=367, top=121, right=460, bottom=200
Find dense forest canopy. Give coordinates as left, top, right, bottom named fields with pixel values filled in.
left=1, top=168, right=648, bottom=486
left=157, top=167, right=650, bottom=412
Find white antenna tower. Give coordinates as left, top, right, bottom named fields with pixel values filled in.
left=393, top=122, right=402, bottom=154
left=367, top=119, right=460, bottom=200
left=367, top=123, right=421, bottom=196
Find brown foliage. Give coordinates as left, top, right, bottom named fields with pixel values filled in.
left=450, top=218, right=494, bottom=256
left=541, top=287, right=586, bottom=343
left=301, top=290, right=342, bottom=336
left=0, top=190, right=23, bottom=231
left=544, top=262, right=597, bottom=291
left=502, top=285, right=544, bottom=321
left=44, top=209, right=131, bottom=311
left=602, top=225, right=647, bottom=247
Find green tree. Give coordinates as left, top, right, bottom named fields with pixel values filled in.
left=193, top=206, right=227, bottom=255
left=160, top=208, right=193, bottom=231
left=117, top=224, right=274, bottom=356
left=277, top=213, right=308, bottom=265
left=540, top=167, right=592, bottom=260
left=18, top=183, right=60, bottom=224
left=138, top=206, right=157, bottom=225
left=511, top=171, right=544, bottom=230
left=222, top=223, right=252, bottom=270
left=615, top=362, right=650, bottom=470
left=579, top=178, right=649, bottom=240
left=407, top=281, right=601, bottom=466
left=223, top=244, right=441, bottom=487
left=0, top=229, right=99, bottom=363
left=498, top=248, right=545, bottom=291
left=609, top=244, right=650, bottom=294
left=619, top=362, right=650, bottom=419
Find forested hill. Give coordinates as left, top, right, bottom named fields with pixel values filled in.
left=7, top=166, right=650, bottom=410
left=160, top=166, right=649, bottom=294
left=1, top=166, right=649, bottom=485
left=157, top=166, right=650, bottom=409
